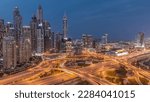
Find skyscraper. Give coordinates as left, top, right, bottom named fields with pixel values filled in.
left=43, top=21, right=51, bottom=52
left=36, top=5, right=52, bottom=53
left=50, top=32, right=55, bottom=50
left=63, top=13, right=68, bottom=38
left=5, top=22, right=13, bottom=33
left=82, top=34, right=93, bottom=48
left=36, top=23, right=44, bottom=54
left=22, top=26, right=31, bottom=62
left=0, top=19, right=5, bottom=57
left=30, top=15, right=38, bottom=54
left=37, top=5, right=43, bottom=23
left=6, top=27, right=15, bottom=38
left=136, top=32, right=145, bottom=47
left=102, top=34, right=108, bottom=44
left=56, top=33, right=63, bottom=52
left=64, top=38, right=73, bottom=55
left=3, top=36, right=16, bottom=70
left=13, top=7, right=22, bottom=63
left=13, top=6, right=22, bottom=44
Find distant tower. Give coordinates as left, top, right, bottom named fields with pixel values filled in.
left=102, top=34, right=108, bottom=44
left=63, top=13, right=68, bottom=38
left=6, top=22, right=13, bottom=33
left=13, top=6, right=22, bottom=44
left=37, top=5, right=43, bottom=23
left=56, top=33, right=63, bottom=52
left=13, top=6, right=22, bottom=63
left=3, top=36, right=16, bottom=70
left=22, top=26, right=32, bottom=62
left=137, top=32, right=145, bottom=47
left=0, top=19, right=5, bottom=57
left=36, top=23, right=44, bottom=54
left=30, top=15, right=38, bottom=54
left=105, top=34, right=108, bottom=44
left=82, top=34, right=93, bottom=48
left=43, top=21, right=51, bottom=52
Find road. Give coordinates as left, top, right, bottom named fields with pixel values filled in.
left=0, top=51, right=150, bottom=85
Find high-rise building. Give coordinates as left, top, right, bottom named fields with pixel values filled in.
left=13, top=6, right=22, bottom=44
left=22, top=26, right=31, bottom=62
left=36, top=23, right=44, bottom=54
left=18, top=37, right=24, bottom=63
left=0, top=19, right=5, bottom=57
left=56, top=33, right=63, bottom=52
left=63, top=13, right=68, bottom=38
left=37, top=5, right=43, bottom=23
left=7, top=27, right=15, bottom=37
left=82, top=34, right=93, bottom=48
left=5, top=22, right=15, bottom=37
left=13, top=6, right=22, bottom=63
left=102, top=34, right=108, bottom=44
left=30, top=15, right=38, bottom=54
left=43, top=21, right=51, bottom=52
left=3, top=36, right=16, bottom=70
left=64, top=38, right=73, bottom=55
left=22, top=26, right=31, bottom=40
left=30, top=5, right=52, bottom=54
left=136, top=32, right=145, bottom=48
left=5, top=22, right=13, bottom=33
left=49, top=32, right=55, bottom=51
left=74, top=40, right=83, bottom=55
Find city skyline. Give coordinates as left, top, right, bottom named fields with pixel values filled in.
left=1, top=1, right=150, bottom=85
left=0, top=0, right=150, bottom=41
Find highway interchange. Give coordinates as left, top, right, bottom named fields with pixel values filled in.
left=0, top=50, right=150, bottom=85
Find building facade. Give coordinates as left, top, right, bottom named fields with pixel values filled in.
left=30, top=15, right=38, bottom=54
left=0, top=19, right=5, bottom=57
left=22, top=26, right=32, bottom=62
left=82, top=34, right=93, bottom=48
left=13, top=7, right=23, bottom=63
left=36, top=24, right=44, bottom=54
left=3, top=36, right=16, bottom=69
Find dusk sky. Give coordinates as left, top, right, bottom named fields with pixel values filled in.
left=0, top=0, right=150, bottom=41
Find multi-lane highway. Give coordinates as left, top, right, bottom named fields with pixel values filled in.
left=0, top=50, right=150, bottom=85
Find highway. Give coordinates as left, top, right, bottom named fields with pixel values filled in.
left=0, top=50, right=150, bottom=85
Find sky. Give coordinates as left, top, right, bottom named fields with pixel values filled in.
left=0, top=0, right=150, bottom=41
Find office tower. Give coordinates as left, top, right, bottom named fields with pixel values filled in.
left=18, top=37, right=24, bottom=63
left=6, top=27, right=15, bottom=37
left=13, top=6, right=22, bottom=63
left=5, top=22, right=13, bottom=33
left=22, top=26, right=31, bottom=40
left=3, top=36, right=16, bottom=69
left=63, top=13, right=68, bottom=38
left=36, top=23, right=44, bottom=54
left=30, top=15, right=38, bottom=54
left=22, top=26, right=31, bottom=62
left=137, top=32, right=145, bottom=47
left=105, top=34, right=108, bottom=44
left=50, top=32, right=55, bottom=50
left=0, top=19, right=5, bottom=57
left=0, top=19, right=5, bottom=32
left=37, top=5, right=43, bottom=23
left=82, top=34, right=93, bottom=48
left=64, top=38, right=73, bottom=54
left=92, top=38, right=101, bottom=50
left=102, top=34, right=108, bottom=44
left=13, top=6, right=22, bottom=45
left=56, top=33, right=63, bottom=52
left=74, top=40, right=83, bottom=55
left=5, top=22, right=15, bottom=37
left=43, top=21, right=51, bottom=52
